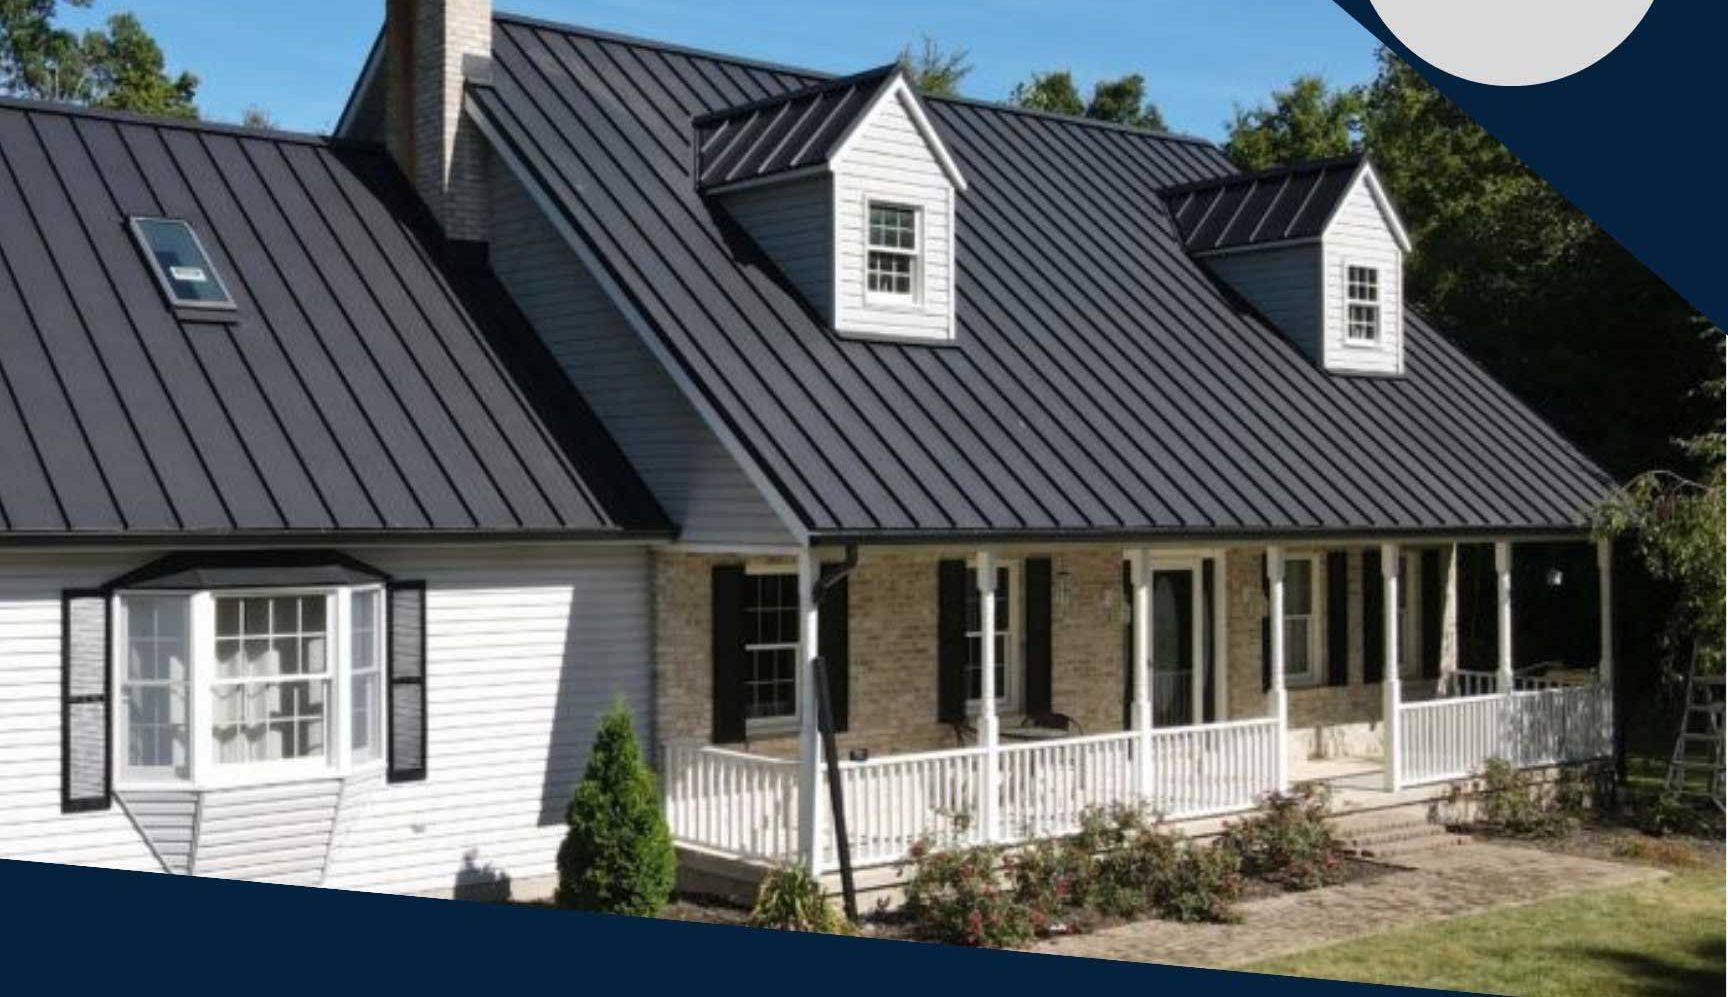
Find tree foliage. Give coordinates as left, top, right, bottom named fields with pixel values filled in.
left=1010, top=69, right=1166, bottom=131
left=0, top=1, right=197, bottom=117
left=896, top=36, right=972, bottom=98
left=1592, top=375, right=1726, bottom=677
left=1225, top=74, right=1362, bottom=171
left=554, top=701, right=675, bottom=916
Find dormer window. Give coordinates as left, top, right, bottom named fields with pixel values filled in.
left=866, top=202, right=920, bottom=302
left=1346, top=265, right=1381, bottom=342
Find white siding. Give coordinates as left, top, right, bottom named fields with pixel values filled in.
left=720, top=176, right=833, bottom=323
left=1321, top=173, right=1405, bottom=376
left=0, top=543, right=655, bottom=900
left=117, top=789, right=198, bottom=873
left=1207, top=244, right=1323, bottom=360
left=833, top=88, right=956, bottom=341
left=490, top=163, right=795, bottom=548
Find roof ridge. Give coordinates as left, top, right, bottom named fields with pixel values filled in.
left=0, top=93, right=370, bottom=149
left=493, top=10, right=1222, bottom=151
left=1160, top=152, right=1363, bottom=194
left=691, top=63, right=899, bottom=126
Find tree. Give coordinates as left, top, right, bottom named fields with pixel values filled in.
left=239, top=104, right=277, bottom=130
left=1225, top=74, right=1362, bottom=171
left=0, top=1, right=197, bottom=117
left=554, top=701, right=675, bottom=916
left=897, top=36, right=971, bottom=97
left=1593, top=373, right=1726, bottom=679
left=1010, top=69, right=1167, bottom=131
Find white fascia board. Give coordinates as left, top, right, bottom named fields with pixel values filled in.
left=829, top=74, right=968, bottom=193
left=1320, top=159, right=1414, bottom=254
left=465, top=94, right=811, bottom=547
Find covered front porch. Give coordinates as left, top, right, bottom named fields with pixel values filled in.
left=657, top=537, right=1616, bottom=876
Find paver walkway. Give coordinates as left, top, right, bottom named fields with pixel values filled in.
left=1034, top=842, right=1667, bottom=969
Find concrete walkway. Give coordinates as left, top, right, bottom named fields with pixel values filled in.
left=1034, top=843, right=1667, bottom=969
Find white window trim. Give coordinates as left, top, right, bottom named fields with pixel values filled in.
left=1282, top=555, right=1323, bottom=688
left=112, top=584, right=388, bottom=792
left=1342, top=262, right=1383, bottom=347
left=862, top=199, right=923, bottom=309
left=965, top=559, right=1023, bottom=716
left=742, top=564, right=801, bottom=737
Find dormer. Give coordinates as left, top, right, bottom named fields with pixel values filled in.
left=695, top=65, right=968, bottom=343
left=1164, top=156, right=1413, bottom=376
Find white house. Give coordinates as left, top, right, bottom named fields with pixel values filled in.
left=0, top=0, right=1618, bottom=900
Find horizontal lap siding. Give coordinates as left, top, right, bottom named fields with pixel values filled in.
left=720, top=176, right=833, bottom=324
left=489, top=164, right=792, bottom=548
left=1322, top=178, right=1403, bottom=375
left=833, top=92, right=954, bottom=340
left=0, top=545, right=654, bottom=899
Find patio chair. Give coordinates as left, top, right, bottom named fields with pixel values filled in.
left=1021, top=712, right=1084, bottom=735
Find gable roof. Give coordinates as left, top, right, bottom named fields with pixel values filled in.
left=468, top=14, right=1614, bottom=541
left=1162, top=154, right=1403, bottom=255
left=0, top=96, right=666, bottom=541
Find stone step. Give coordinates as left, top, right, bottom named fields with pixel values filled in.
left=1338, top=824, right=1456, bottom=849
left=1346, top=833, right=1473, bottom=861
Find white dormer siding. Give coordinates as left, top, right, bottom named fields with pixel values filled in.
left=1319, top=169, right=1405, bottom=375
left=1189, top=160, right=1410, bottom=377
left=830, top=86, right=957, bottom=341
left=708, top=72, right=965, bottom=344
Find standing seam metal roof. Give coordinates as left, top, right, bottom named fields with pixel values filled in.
left=1162, top=154, right=1365, bottom=253
left=693, top=64, right=899, bottom=191
left=0, top=96, right=666, bottom=538
left=469, top=14, right=1614, bottom=539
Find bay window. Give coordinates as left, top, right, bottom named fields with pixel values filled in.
left=117, top=585, right=386, bottom=785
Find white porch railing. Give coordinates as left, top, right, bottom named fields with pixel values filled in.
left=1445, top=669, right=1501, bottom=698
left=666, top=718, right=1282, bottom=870
left=661, top=742, right=799, bottom=862
left=1396, top=683, right=1612, bottom=787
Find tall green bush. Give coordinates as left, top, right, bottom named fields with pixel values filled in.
left=554, top=701, right=675, bottom=915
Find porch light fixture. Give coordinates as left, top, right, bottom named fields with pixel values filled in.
left=1054, top=570, right=1074, bottom=614
left=1546, top=567, right=1565, bottom=588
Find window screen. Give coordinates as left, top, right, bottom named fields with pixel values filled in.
left=129, top=217, right=235, bottom=309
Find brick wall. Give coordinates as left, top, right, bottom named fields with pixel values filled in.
left=659, top=544, right=1455, bottom=763
left=386, top=0, right=491, bottom=243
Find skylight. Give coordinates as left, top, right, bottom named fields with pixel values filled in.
left=129, top=217, right=235, bottom=310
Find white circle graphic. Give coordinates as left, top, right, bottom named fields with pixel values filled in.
left=1370, top=0, right=1654, bottom=86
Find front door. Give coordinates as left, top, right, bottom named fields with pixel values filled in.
left=1123, top=557, right=1206, bottom=728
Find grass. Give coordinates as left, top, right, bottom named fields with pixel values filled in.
left=1246, top=864, right=1725, bottom=997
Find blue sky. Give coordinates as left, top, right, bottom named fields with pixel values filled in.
left=59, top=1, right=1381, bottom=139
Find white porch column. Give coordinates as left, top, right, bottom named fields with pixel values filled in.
left=1381, top=543, right=1403, bottom=792
left=1212, top=554, right=1228, bottom=722
left=1439, top=543, right=1459, bottom=691
left=1596, top=538, right=1614, bottom=687
left=1266, top=546, right=1289, bottom=792
left=1129, top=550, right=1153, bottom=799
left=1495, top=541, right=1514, bottom=693
left=795, top=548, right=825, bottom=873
left=976, top=550, right=1001, bottom=843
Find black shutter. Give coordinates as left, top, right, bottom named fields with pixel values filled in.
left=1326, top=551, right=1349, bottom=686
left=1260, top=554, right=1271, bottom=692
left=62, top=590, right=111, bottom=813
left=1363, top=549, right=1384, bottom=684
left=710, top=565, right=746, bottom=743
left=387, top=581, right=427, bottom=783
left=937, top=560, right=967, bottom=723
left=1420, top=549, right=1443, bottom=679
left=818, top=574, right=850, bottom=733
left=1023, top=558, right=1053, bottom=717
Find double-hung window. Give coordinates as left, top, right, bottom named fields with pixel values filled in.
left=866, top=202, right=920, bottom=302
left=1346, top=265, right=1381, bottom=342
left=964, top=565, right=1018, bottom=710
left=741, top=571, right=800, bottom=731
left=1282, top=557, right=1319, bottom=684
left=117, top=584, right=386, bottom=786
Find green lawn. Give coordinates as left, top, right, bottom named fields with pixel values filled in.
left=1246, top=866, right=1724, bottom=997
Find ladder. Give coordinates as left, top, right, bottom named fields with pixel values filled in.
left=1665, top=655, right=1725, bottom=811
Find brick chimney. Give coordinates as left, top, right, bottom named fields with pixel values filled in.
left=385, top=0, right=492, bottom=251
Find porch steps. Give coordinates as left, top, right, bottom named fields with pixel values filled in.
left=1330, top=806, right=1472, bottom=862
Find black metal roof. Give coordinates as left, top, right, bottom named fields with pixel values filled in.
left=470, top=14, right=1615, bottom=540
left=693, top=64, right=899, bottom=191
left=1162, top=154, right=1365, bottom=254
left=0, top=96, right=666, bottom=540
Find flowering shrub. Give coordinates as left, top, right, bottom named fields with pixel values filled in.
left=899, top=834, right=1036, bottom=948
left=1219, top=783, right=1346, bottom=891
left=748, top=864, right=853, bottom=934
left=1160, top=841, right=1244, bottom=923
left=1072, top=804, right=1243, bottom=923
left=1004, top=836, right=1090, bottom=932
